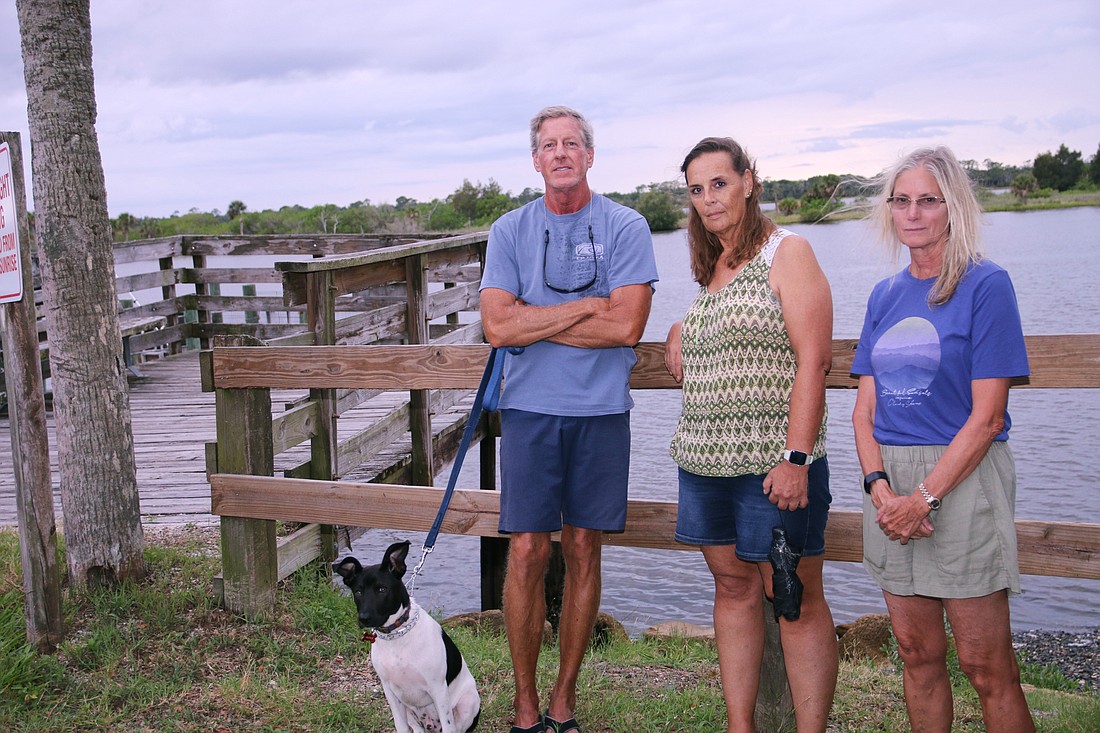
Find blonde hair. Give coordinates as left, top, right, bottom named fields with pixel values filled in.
left=529, top=106, right=594, bottom=153
left=870, top=146, right=984, bottom=305
left=681, top=137, right=775, bottom=287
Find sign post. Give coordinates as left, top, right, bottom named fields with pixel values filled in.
left=0, top=132, right=62, bottom=651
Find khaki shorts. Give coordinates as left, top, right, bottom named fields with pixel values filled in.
left=863, top=442, right=1021, bottom=598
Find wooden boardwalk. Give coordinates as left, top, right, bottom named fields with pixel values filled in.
left=0, top=351, right=463, bottom=527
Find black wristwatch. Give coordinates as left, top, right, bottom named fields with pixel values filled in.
left=863, top=471, right=890, bottom=494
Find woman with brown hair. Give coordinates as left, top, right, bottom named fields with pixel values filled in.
left=665, top=137, right=837, bottom=733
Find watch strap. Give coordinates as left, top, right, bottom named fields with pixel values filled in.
left=863, top=471, right=890, bottom=494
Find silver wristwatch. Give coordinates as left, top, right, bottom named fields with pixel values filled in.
left=917, top=482, right=941, bottom=511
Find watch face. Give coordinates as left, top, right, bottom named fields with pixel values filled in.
left=929, top=497, right=941, bottom=510
left=785, top=450, right=810, bottom=465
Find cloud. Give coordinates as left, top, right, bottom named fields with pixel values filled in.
left=2, top=0, right=1098, bottom=216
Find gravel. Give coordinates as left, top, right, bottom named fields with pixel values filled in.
left=1012, top=629, right=1099, bottom=691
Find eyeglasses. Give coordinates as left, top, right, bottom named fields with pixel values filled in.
left=543, top=206, right=598, bottom=293
left=886, top=195, right=947, bottom=210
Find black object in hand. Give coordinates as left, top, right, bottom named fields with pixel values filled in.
left=769, top=526, right=804, bottom=621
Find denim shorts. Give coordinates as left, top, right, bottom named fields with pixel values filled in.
left=498, top=409, right=630, bottom=533
left=675, top=458, right=832, bottom=562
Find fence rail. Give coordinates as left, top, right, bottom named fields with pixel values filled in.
left=0, top=232, right=485, bottom=411
left=207, top=337, right=1100, bottom=618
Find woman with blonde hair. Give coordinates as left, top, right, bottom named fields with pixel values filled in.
left=852, top=146, right=1035, bottom=732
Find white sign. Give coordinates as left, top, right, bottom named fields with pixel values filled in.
left=0, top=141, right=23, bottom=304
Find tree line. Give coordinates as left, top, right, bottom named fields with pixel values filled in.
left=109, top=142, right=1100, bottom=243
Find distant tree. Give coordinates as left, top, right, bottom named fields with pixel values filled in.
left=604, top=189, right=640, bottom=209
left=1089, top=143, right=1100, bottom=186
left=227, top=200, right=247, bottom=234
left=635, top=190, right=682, bottom=231
left=803, top=174, right=841, bottom=201
left=1033, top=144, right=1085, bottom=191
left=394, top=195, right=417, bottom=211
left=113, top=212, right=135, bottom=241
left=418, top=199, right=464, bottom=231
left=763, top=179, right=807, bottom=201
left=475, top=191, right=514, bottom=223
left=795, top=174, right=843, bottom=222
left=516, top=187, right=543, bottom=205
left=1010, top=173, right=1038, bottom=204
left=18, top=0, right=145, bottom=590
left=777, top=198, right=800, bottom=216
left=449, top=179, right=481, bottom=223
left=342, top=202, right=383, bottom=233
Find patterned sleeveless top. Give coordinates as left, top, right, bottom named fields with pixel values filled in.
left=669, top=228, right=828, bottom=476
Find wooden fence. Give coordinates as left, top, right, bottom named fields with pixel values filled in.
left=205, top=299, right=1099, bottom=731
left=207, top=336, right=1100, bottom=618
left=0, top=231, right=478, bottom=411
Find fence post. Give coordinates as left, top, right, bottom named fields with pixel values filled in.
left=305, top=270, right=337, bottom=562
left=212, top=335, right=277, bottom=619
left=159, top=252, right=180, bottom=354
left=0, top=132, right=63, bottom=651
left=404, top=254, right=433, bottom=485
left=480, top=413, right=506, bottom=610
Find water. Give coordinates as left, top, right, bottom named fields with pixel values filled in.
left=350, top=207, right=1100, bottom=635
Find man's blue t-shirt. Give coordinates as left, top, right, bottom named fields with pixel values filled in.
left=479, top=194, right=658, bottom=416
left=851, top=260, right=1029, bottom=445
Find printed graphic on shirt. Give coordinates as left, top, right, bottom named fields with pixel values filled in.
left=544, top=218, right=605, bottom=294
left=870, top=316, right=939, bottom=408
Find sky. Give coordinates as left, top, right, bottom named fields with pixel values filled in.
left=2, top=1, right=1098, bottom=219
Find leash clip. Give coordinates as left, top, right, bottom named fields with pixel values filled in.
left=408, top=544, right=433, bottom=593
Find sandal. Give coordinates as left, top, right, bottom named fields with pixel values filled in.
left=543, top=711, right=582, bottom=733
left=509, top=721, right=546, bottom=733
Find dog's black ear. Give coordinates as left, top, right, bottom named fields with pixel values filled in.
left=332, top=556, right=362, bottom=582
left=382, top=540, right=412, bottom=578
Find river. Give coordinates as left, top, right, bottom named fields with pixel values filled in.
left=349, top=206, right=1100, bottom=636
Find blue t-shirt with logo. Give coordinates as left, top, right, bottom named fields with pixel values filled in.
left=851, top=260, right=1029, bottom=446
left=480, top=194, right=658, bottom=416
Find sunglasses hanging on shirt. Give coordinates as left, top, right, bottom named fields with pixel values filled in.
left=543, top=201, right=598, bottom=294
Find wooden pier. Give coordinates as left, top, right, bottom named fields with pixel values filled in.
left=0, top=231, right=491, bottom=528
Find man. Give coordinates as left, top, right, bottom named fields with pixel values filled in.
left=479, top=105, right=658, bottom=733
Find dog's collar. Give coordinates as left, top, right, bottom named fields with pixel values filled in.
left=362, top=605, right=419, bottom=643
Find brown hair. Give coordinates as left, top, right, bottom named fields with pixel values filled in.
left=681, top=137, right=775, bottom=286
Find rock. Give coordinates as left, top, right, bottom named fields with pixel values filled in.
left=591, top=611, right=629, bottom=648
left=836, top=614, right=893, bottom=664
left=443, top=609, right=553, bottom=646
left=643, top=620, right=716, bottom=642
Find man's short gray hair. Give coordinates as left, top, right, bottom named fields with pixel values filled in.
left=529, top=105, right=594, bottom=153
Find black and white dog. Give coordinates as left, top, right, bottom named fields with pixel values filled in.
left=333, top=541, right=481, bottom=733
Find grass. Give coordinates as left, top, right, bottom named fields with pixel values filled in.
left=1, top=527, right=1097, bottom=732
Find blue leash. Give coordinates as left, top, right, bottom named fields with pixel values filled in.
left=408, top=346, right=513, bottom=589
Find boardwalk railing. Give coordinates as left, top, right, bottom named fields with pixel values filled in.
left=208, top=336, right=1100, bottom=620
left=0, top=232, right=480, bottom=411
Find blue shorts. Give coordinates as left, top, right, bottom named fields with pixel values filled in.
left=498, top=409, right=630, bottom=533
left=675, top=458, right=832, bottom=562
